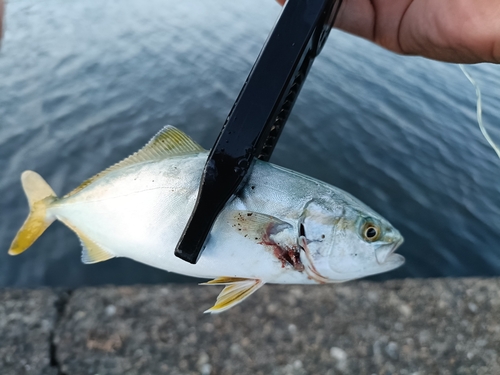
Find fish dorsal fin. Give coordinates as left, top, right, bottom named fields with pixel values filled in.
left=139, top=125, right=206, bottom=158
left=78, top=231, right=115, bottom=264
left=201, top=277, right=264, bottom=314
left=65, top=126, right=205, bottom=197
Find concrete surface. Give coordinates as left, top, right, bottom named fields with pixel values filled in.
left=0, top=289, right=59, bottom=375
left=1, top=278, right=499, bottom=375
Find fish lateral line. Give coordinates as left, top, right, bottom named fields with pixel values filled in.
left=59, top=185, right=185, bottom=205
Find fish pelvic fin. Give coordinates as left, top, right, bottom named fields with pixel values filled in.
left=64, top=126, right=206, bottom=198
left=9, top=171, right=58, bottom=256
left=201, top=277, right=264, bottom=314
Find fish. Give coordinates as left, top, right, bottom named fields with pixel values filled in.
left=8, top=126, right=404, bottom=313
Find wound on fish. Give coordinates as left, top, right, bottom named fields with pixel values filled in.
left=260, top=223, right=304, bottom=271
left=228, top=210, right=304, bottom=272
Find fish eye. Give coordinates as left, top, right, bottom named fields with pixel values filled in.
left=362, top=223, right=380, bottom=242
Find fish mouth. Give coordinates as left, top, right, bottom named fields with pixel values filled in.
left=375, top=238, right=404, bottom=265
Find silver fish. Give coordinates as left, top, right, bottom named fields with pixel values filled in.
left=9, top=126, right=404, bottom=312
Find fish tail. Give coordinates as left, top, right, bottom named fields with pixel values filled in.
left=8, top=171, right=58, bottom=255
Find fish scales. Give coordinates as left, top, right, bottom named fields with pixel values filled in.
left=8, top=126, right=404, bottom=313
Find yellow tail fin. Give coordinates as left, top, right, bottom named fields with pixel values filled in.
left=9, top=171, right=57, bottom=255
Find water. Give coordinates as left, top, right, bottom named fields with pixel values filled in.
left=1, top=0, right=499, bottom=287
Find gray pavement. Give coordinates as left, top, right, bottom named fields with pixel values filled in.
left=0, top=289, right=58, bottom=375
left=1, top=278, right=499, bottom=375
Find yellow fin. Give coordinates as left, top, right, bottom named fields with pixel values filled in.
left=9, top=171, right=57, bottom=256
left=58, top=218, right=115, bottom=264
left=78, top=232, right=115, bottom=264
left=22, top=170, right=57, bottom=207
left=65, top=126, right=205, bottom=197
left=201, top=277, right=264, bottom=314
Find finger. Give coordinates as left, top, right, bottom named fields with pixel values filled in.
left=334, top=0, right=376, bottom=42
left=274, top=0, right=377, bottom=45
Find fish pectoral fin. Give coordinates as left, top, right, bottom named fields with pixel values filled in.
left=228, top=211, right=293, bottom=243
left=201, top=277, right=264, bottom=314
left=77, top=232, right=115, bottom=264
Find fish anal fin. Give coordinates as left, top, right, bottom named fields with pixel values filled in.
left=64, top=126, right=205, bottom=198
left=61, top=219, right=115, bottom=264
left=201, top=277, right=264, bottom=314
left=78, top=232, right=115, bottom=264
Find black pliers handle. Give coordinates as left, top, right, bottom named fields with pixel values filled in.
left=175, top=0, right=342, bottom=264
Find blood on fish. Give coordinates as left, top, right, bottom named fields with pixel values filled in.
left=261, top=223, right=304, bottom=272
left=230, top=211, right=304, bottom=272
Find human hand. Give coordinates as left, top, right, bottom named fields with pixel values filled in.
left=276, top=0, right=500, bottom=64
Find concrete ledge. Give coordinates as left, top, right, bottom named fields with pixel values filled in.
left=1, top=278, right=499, bottom=375
left=0, top=289, right=59, bottom=375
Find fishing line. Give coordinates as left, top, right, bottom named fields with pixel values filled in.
left=459, top=64, right=500, bottom=159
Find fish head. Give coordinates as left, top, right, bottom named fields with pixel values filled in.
left=298, top=197, right=404, bottom=282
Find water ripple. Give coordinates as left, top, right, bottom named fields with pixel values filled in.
left=1, top=0, right=499, bottom=286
